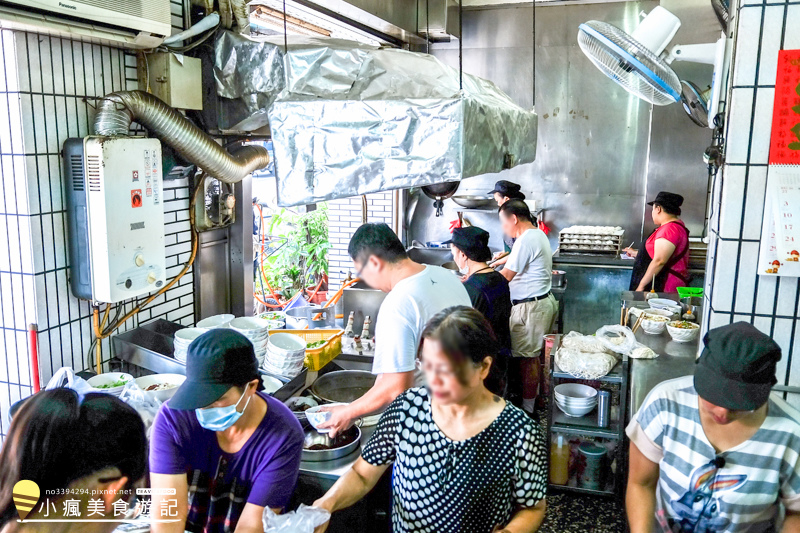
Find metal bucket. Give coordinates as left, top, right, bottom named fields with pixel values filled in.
left=285, top=305, right=335, bottom=329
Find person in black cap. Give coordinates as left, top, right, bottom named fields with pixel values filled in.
left=444, top=226, right=516, bottom=404
left=624, top=191, right=691, bottom=293
left=149, top=329, right=303, bottom=533
left=489, top=180, right=527, bottom=266
left=626, top=322, right=800, bottom=533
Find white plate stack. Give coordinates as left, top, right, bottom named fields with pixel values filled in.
left=262, top=333, right=307, bottom=379
left=554, top=383, right=599, bottom=418
left=173, top=328, right=204, bottom=363
left=230, top=317, right=276, bottom=366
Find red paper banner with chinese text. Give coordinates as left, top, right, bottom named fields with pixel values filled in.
left=769, top=50, right=800, bottom=165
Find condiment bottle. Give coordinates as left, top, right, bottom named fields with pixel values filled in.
left=344, top=312, right=356, bottom=337
left=360, top=315, right=371, bottom=339
left=549, top=434, right=570, bottom=485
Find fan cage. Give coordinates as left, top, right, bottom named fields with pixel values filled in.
left=578, top=20, right=681, bottom=106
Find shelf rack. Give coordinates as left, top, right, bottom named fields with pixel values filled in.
left=545, top=335, right=629, bottom=499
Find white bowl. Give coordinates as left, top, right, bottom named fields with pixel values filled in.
left=556, top=400, right=596, bottom=418
left=644, top=308, right=673, bottom=318
left=87, top=372, right=134, bottom=395
left=554, top=383, right=598, bottom=401
left=196, top=314, right=235, bottom=329
left=260, top=374, right=284, bottom=394
left=134, top=374, right=186, bottom=402
left=259, top=311, right=286, bottom=322
left=305, top=403, right=348, bottom=433
left=230, top=317, right=272, bottom=332
left=666, top=321, right=700, bottom=343
left=268, top=333, right=307, bottom=352
left=175, top=328, right=204, bottom=343
left=641, top=317, right=669, bottom=335
left=649, top=299, right=682, bottom=313
left=554, top=393, right=598, bottom=406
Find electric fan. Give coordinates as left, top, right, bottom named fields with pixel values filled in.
left=680, top=80, right=709, bottom=128
left=578, top=6, right=729, bottom=129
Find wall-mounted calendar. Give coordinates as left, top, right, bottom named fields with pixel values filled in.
left=758, top=50, right=800, bottom=278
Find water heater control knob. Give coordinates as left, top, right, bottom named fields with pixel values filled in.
left=135, top=254, right=145, bottom=267
left=147, top=271, right=157, bottom=284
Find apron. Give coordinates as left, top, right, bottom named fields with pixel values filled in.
left=629, top=222, right=690, bottom=292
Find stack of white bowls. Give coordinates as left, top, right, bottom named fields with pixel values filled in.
left=173, top=328, right=204, bottom=363
left=262, top=333, right=307, bottom=379
left=554, top=383, right=599, bottom=418
left=230, top=317, right=276, bottom=366
left=196, top=314, right=235, bottom=331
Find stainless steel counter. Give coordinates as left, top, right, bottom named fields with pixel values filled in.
left=624, top=292, right=702, bottom=420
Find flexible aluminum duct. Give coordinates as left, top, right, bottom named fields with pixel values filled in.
left=93, top=90, right=270, bottom=184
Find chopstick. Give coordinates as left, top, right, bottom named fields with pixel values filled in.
left=631, top=313, right=645, bottom=334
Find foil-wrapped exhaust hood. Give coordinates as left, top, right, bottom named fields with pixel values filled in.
left=214, top=31, right=538, bottom=206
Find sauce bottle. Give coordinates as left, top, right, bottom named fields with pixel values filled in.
left=550, top=434, right=570, bottom=486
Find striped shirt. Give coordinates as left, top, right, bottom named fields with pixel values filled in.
left=627, top=376, right=800, bottom=533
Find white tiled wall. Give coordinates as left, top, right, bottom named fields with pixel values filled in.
left=0, top=0, right=193, bottom=438
left=327, top=192, right=396, bottom=290
left=704, top=0, right=800, bottom=404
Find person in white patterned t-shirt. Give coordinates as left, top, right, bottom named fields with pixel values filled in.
left=626, top=322, right=800, bottom=533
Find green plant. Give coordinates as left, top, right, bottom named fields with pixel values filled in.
left=258, top=204, right=328, bottom=300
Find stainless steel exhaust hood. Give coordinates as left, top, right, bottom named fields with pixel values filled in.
left=214, top=31, right=538, bottom=206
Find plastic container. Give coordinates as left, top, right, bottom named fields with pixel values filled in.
left=578, top=442, right=607, bottom=490
left=549, top=434, right=570, bottom=485
left=268, top=329, right=345, bottom=371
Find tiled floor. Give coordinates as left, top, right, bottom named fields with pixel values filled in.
left=540, top=492, right=625, bottom=533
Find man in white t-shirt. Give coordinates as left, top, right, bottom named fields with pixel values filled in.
left=319, top=223, right=471, bottom=437
left=499, top=200, right=556, bottom=413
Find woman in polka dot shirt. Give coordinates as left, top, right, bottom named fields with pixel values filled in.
left=313, top=306, right=547, bottom=533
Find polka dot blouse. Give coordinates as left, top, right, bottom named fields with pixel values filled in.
left=362, top=387, right=547, bottom=533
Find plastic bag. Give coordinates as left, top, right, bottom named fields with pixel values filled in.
left=560, top=331, right=613, bottom=354
left=263, top=505, right=330, bottom=533
left=629, top=342, right=658, bottom=359
left=118, top=381, right=162, bottom=439
left=45, top=367, right=97, bottom=395
left=555, top=347, right=618, bottom=380
left=595, top=325, right=637, bottom=354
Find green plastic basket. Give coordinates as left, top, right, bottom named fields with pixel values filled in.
left=676, top=287, right=704, bottom=299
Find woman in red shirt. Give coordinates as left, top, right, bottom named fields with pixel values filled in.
left=625, top=192, right=690, bottom=293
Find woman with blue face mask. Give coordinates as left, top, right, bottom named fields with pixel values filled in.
left=148, top=329, right=304, bottom=533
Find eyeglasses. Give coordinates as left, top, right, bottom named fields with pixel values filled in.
left=415, top=359, right=457, bottom=378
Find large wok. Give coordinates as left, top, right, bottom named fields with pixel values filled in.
left=422, top=181, right=460, bottom=217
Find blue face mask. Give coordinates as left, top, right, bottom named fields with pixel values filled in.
left=195, top=387, right=252, bottom=432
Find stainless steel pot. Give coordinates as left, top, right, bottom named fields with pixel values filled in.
left=552, top=270, right=566, bottom=287
left=285, top=305, right=334, bottom=329
left=302, top=425, right=361, bottom=462
left=311, top=370, right=376, bottom=403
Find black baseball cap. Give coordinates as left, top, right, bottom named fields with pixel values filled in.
left=647, top=191, right=684, bottom=213
left=694, top=322, right=781, bottom=411
left=169, top=329, right=264, bottom=410
left=443, top=226, right=492, bottom=262
left=488, top=180, right=525, bottom=200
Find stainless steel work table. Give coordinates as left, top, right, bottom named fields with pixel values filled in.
left=623, top=291, right=702, bottom=420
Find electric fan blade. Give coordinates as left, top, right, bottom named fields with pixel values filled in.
left=680, top=80, right=709, bottom=128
